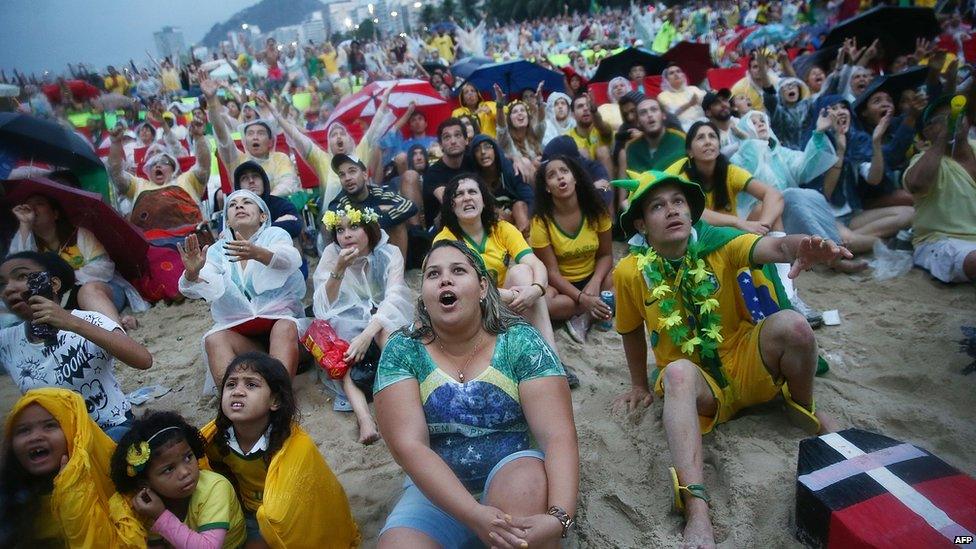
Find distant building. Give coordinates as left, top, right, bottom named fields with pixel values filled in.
left=271, top=25, right=303, bottom=47
left=154, top=26, right=186, bottom=62
left=303, top=11, right=327, bottom=44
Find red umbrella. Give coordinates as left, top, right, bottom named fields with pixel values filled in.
left=41, top=80, right=101, bottom=105
left=721, top=26, right=759, bottom=60
left=325, top=79, right=452, bottom=137
left=664, top=42, right=716, bottom=86
left=3, top=177, right=148, bottom=279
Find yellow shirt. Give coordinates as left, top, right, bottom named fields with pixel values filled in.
left=434, top=221, right=532, bottom=286
left=320, top=51, right=338, bottom=76
left=568, top=126, right=612, bottom=161
left=665, top=158, right=753, bottom=215
left=613, top=233, right=762, bottom=367
left=126, top=170, right=204, bottom=202
left=206, top=444, right=269, bottom=513
left=452, top=103, right=497, bottom=138
left=147, top=470, right=247, bottom=547
left=431, top=35, right=455, bottom=63
left=529, top=213, right=611, bottom=282
left=228, top=151, right=299, bottom=196
left=104, top=74, right=130, bottom=95
left=905, top=151, right=976, bottom=244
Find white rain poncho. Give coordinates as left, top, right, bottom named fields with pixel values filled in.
left=731, top=110, right=838, bottom=216
left=542, top=92, right=576, bottom=146
left=312, top=230, right=413, bottom=342
left=178, top=190, right=305, bottom=389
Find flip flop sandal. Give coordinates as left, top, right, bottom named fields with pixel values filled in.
left=669, top=466, right=710, bottom=514
left=782, top=383, right=821, bottom=435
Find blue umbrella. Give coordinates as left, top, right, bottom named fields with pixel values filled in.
left=451, top=56, right=493, bottom=81
left=740, top=24, right=799, bottom=51
left=460, top=60, right=566, bottom=96
left=431, top=21, right=458, bottom=33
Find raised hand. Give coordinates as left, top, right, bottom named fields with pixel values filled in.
left=872, top=110, right=892, bottom=143
left=815, top=108, right=835, bottom=133
left=788, top=236, right=854, bottom=279
left=11, top=204, right=35, bottom=227
left=177, top=233, right=209, bottom=281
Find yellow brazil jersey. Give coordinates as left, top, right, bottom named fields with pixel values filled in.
left=452, top=103, right=497, bottom=138
left=665, top=158, right=753, bottom=215
left=228, top=151, right=298, bottom=196
left=613, top=233, right=762, bottom=368
left=434, top=221, right=532, bottom=286
left=205, top=443, right=269, bottom=513
left=529, top=213, right=611, bottom=283
left=147, top=470, right=247, bottom=548
left=568, top=126, right=611, bottom=160
left=127, top=170, right=204, bottom=202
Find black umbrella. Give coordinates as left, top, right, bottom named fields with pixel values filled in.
left=0, top=113, right=101, bottom=171
left=823, top=7, right=940, bottom=60
left=792, top=45, right=840, bottom=79
left=591, top=47, right=669, bottom=83
left=852, top=66, right=928, bottom=114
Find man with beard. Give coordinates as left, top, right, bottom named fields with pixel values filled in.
left=421, top=118, right=472, bottom=229
left=702, top=88, right=743, bottom=156
left=621, top=97, right=686, bottom=177
left=568, top=95, right=614, bottom=172
left=201, top=74, right=299, bottom=197
left=328, top=154, right=417, bottom=260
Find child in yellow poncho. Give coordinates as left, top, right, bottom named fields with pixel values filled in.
left=201, top=352, right=360, bottom=548
left=0, top=388, right=145, bottom=548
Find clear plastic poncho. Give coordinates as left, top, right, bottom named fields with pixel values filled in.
left=312, top=230, right=413, bottom=343
left=731, top=110, right=838, bottom=216
left=179, top=190, right=305, bottom=388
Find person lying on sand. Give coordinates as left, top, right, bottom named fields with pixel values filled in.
left=610, top=170, right=846, bottom=548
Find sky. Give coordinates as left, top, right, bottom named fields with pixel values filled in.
left=0, top=0, right=260, bottom=76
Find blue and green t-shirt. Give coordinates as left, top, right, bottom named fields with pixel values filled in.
left=374, top=323, right=564, bottom=492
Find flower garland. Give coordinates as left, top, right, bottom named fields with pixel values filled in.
left=635, top=242, right=723, bottom=361
left=322, top=204, right=380, bottom=230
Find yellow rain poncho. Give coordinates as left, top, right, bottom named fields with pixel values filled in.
left=200, top=421, right=360, bottom=548
left=4, top=388, right=145, bottom=548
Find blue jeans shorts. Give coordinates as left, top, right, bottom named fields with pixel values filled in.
left=379, top=449, right=545, bottom=548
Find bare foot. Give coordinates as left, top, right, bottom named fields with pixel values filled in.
left=682, top=506, right=716, bottom=549
left=357, top=419, right=381, bottom=445
left=121, top=314, right=139, bottom=331
left=816, top=410, right=841, bottom=434
left=831, top=258, right=869, bottom=274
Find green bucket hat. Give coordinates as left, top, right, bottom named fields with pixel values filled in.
left=613, top=170, right=706, bottom=238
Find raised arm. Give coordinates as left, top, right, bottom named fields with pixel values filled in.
left=258, top=94, right=314, bottom=158
left=188, top=117, right=212, bottom=185
left=200, top=71, right=239, bottom=165
left=866, top=112, right=890, bottom=186
left=106, top=126, right=130, bottom=197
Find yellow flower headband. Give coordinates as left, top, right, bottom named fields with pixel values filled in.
left=322, top=204, right=380, bottom=231
left=125, top=426, right=181, bottom=477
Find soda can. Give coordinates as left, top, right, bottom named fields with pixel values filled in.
left=598, top=290, right=615, bottom=330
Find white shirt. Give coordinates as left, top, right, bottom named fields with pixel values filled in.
left=0, top=310, right=130, bottom=428
left=227, top=426, right=272, bottom=456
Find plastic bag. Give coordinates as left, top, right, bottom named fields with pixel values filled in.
left=869, top=240, right=914, bottom=281
left=302, top=320, right=350, bottom=379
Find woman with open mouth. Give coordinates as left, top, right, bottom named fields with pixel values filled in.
left=0, top=388, right=144, bottom=547
left=178, top=189, right=305, bottom=392
left=373, top=240, right=579, bottom=548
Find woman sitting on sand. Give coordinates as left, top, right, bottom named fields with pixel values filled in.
left=314, top=205, right=413, bottom=444
left=530, top=155, right=614, bottom=343
left=374, top=240, right=579, bottom=548
left=10, top=194, right=145, bottom=330
left=178, top=189, right=305, bottom=388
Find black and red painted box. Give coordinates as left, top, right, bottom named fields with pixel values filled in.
left=795, top=429, right=976, bottom=548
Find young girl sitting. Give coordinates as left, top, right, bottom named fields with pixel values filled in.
left=178, top=190, right=305, bottom=389
left=315, top=206, right=413, bottom=445
left=200, top=352, right=360, bottom=548
left=0, top=388, right=144, bottom=547
left=111, top=411, right=246, bottom=548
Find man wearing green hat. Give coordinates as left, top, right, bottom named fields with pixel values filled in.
left=610, top=170, right=848, bottom=547
left=903, top=94, right=976, bottom=283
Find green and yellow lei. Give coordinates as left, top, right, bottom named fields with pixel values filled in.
left=635, top=241, right=723, bottom=361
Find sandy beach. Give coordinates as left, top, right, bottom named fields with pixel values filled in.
left=2, top=246, right=974, bottom=547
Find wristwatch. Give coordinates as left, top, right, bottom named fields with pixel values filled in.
left=547, top=506, right=575, bottom=538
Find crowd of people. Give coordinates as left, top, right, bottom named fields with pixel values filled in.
left=1, top=0, right=974, bottom=547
